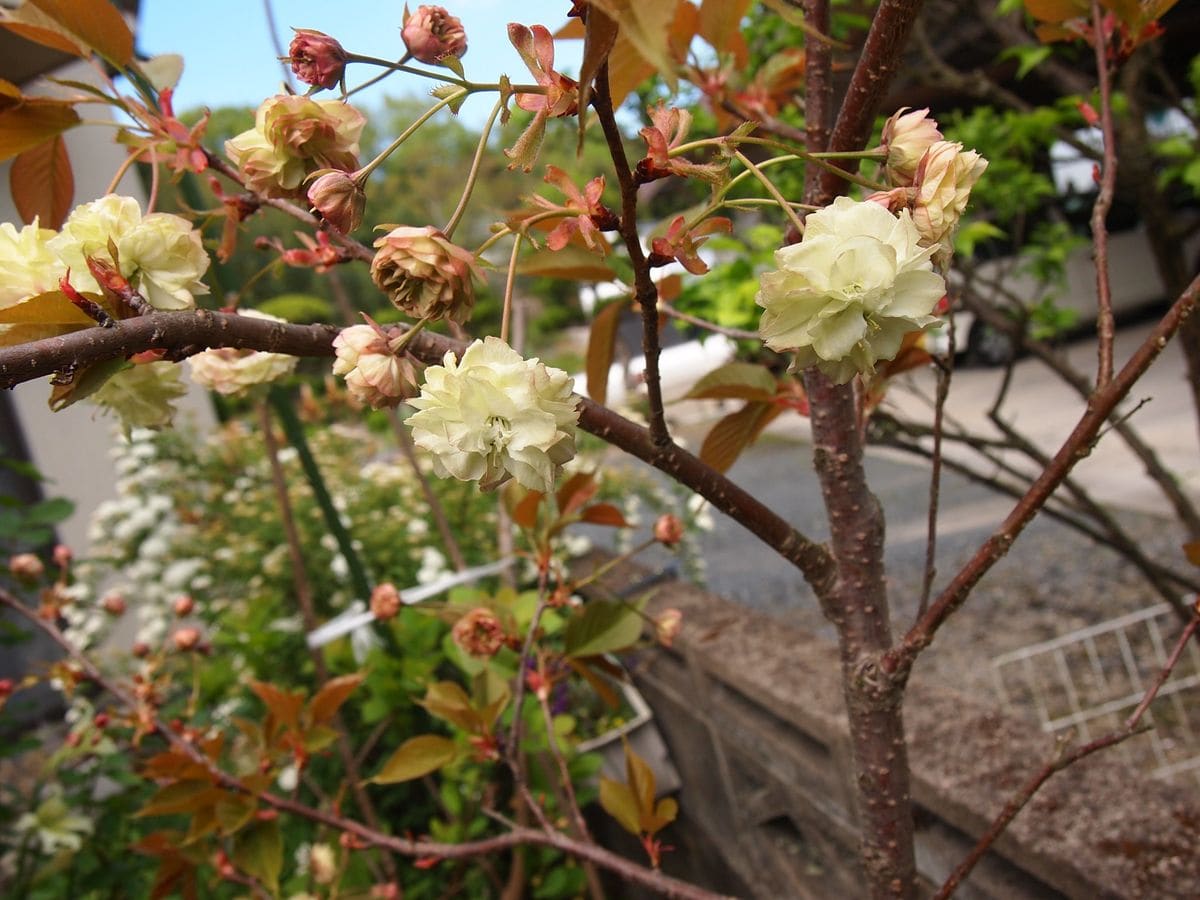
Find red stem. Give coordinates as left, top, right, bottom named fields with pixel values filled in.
left=1089, top=0, right=1118, bottom=388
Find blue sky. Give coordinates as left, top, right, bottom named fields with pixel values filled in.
left=136, top=1, right=582, bottom=127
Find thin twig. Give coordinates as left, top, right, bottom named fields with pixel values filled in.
left=592, top=61, right=671, bottom=449
left=934, top=603, right=1200, bottom=899
left=918, top=331, right=954, bottom=616
left=1089, top=0, right=1118, bottom=388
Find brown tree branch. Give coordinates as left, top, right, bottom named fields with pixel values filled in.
left=592, top=62, right=671, bottom=449
left=1089, top=0, right=1118, bottom=388
left=890, top=273, right=1200, bottom=673
left=0, top=311, right=834, bottom=593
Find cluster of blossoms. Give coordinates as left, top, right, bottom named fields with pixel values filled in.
left=0, top=194, right=208, bottom=312
left=756, top=108, right=986, bottom=383
left=225, top=95, right=365, bottom=199
left=187, top=309, right=298, bottom=396
left=331, top=323, right=414, bottom=408
left=407, top=337, right=579, bottom=493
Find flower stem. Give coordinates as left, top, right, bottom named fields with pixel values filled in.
left=354, top=90, right=468, bottom=183
left=733, top=149, right=808, bottom=235
left=500, top=233, right=524, bottom=345
left=444, top=95, right=506, bottom=239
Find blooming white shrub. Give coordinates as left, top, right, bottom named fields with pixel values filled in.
left=756, top=196, right=946, bottom=384
left=408, top=337, right=580, bottom=493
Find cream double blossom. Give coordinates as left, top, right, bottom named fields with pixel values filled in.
left=757, top=109, right=987, bottom=384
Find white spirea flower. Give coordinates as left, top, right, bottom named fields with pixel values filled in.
left=0, top=220, right=62, bottom=308
left=49, top=195, right=209, bottom=310
left=407, top=337, right=579, bottom=492
left=188, top=310, right=298, bottom=396
left=756, top=197, right=947, bottom=384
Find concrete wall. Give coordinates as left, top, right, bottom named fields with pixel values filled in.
left=580, top=552, right=1200, bottom=899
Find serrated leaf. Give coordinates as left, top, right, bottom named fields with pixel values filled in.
left=557, top=471, right=598, bottom=517
left=231, top=819, right=282, bottom=895
left=25, top=0, right=135, bottom=67
left=0, top=101, right=81, bottom=162
left=589, top=0, right=683, bottom=93
left=137, top=780, right=217, bottom=818
left=11, top=135, right=73, bottom=228
left=564, top=600, right=643, bottom=658
left=599, top=777, right=641, bottom=835
left=1184, top=541, right=1200, bottom=568
left=577, top=6, right=618, bottom=150
left=370, top=734, right=458, bottom=784
left=699, top=0, right=751, bottom=65
left=214, top=794, right=256, bottom=836
left=0, top=290, right=93, bottom=327
left=248, top=680, right=305, bottom=732
left=1024, top=0, right=1088, bottom=22
left=307, top=672, right=364, bottom=726
left=585, top=297, right=629, bottom=406
left=48, top=356, right=129, bottom=412
left=624, top=738, right=656, bottom=820
left=512, top=488, right=543, bottom=529
left=517, top=244, right=617, bottom=282
left=579, top=503, right=629, bottom=528
left=699, top=400, right=782, bottom=473
left=681, top=362, right=777, bottom=402
left=418, top=681, right=479, bottom=732
left=431, top=83, right=467, bottom=114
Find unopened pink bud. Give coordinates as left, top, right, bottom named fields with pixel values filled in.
left=53, top=544, right=72, bottom=569
left=173, top=627, right=201, bottom=652
left=8, top=553, right=44, bottom=581
left=402, top=5, right=467, bottom=65
left=370, top=582, right=403, bottom=622
left=173, top=595, right=195, bottom=617
left=288, top=29, right=347, bottom=90
left=102, top=593, right=127, bottom=616
left=307, top=169, right=365, bottom=233
left=653, top=514, right=685, bottom=546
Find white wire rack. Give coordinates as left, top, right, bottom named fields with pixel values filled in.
left=992, top=603, right=1200, bottom=785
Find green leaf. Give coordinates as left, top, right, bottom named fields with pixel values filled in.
left=599, top=777, right=641, bottom=835
left=564, top=600, right=643, bottom=658
left=370, top=734, right=458, bottom=784
left=418, top=681, right=479, bottom=731
left=681, top=362, right=777, bottom=402
left=231, top=819, right=282, bottom=895
left=23, top=496, right=73, bottom=526
left=214, top=795, right=256, bottom=836
left=585, top=297, right=629, bottom=406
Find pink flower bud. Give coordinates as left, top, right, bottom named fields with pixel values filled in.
left=288, top=29, right=347, bottom=90
left=8, top=553, right=44, bottom=581
left=451, top=607, right=505, bottom=658
left=102, top=593, right=127, bottom=616
left=370, top=582, right=403, bottom=622
left=881, top=107, right=943, bottom=187
left=173, top=627, right=201, bottom=652
left=402, top=5, right=467, bottom=65
left=53, top=544, right=72, bottom=569
left=653, top=514, right=685, bottom=546
left=173, top=595, right=195, bottom=617
left=131, top=641, right=151, bottom=658
left=307, top=169, right=366, bottom=233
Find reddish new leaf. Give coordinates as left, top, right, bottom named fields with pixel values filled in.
left=699, top=0, right=751, bottom=65
left=307, top=672, right=365, bottom=726
left=557, top=470, right=598, bottom=517
left=585, top=297, right=629, bottom=406
left=11, top=134, right=73, bottom=228
left=248, top=680, right=305, bottom=732
left=512, top=489, right=543, bottom=530
left=700, top=400, right=783, bottom=473
left=25, top=0, right=134, bottom=66
left=0, top=101, right=80, bottom=161
left=579, top=502, right=629, bottom=527
left=682, top=362, right=778, bottom=402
